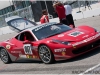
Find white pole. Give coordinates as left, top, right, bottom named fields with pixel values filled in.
left=78, top=0, right=80, bottom=12
left=44, top=0, right=49, bottom=14
left=9, top=0, right=12, bottom=11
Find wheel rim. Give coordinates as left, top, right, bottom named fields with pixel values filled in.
left=39, top=46, right=51, bottom=63
left=0, top=49, right=8, bottom=63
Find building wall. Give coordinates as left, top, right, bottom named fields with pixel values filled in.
left=30, top=1, right=42, bottom=22
left=40, top=1, right=56, bottom=18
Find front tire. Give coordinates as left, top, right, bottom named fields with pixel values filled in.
left=0, top=48, right=12, bottom=64
left=38, top=45, right=55, bottom=64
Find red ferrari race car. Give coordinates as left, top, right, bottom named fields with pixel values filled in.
left=0, top=16, right=100, bottom=64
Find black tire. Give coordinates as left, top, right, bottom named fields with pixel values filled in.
left=38, top=45, right=55, bottom=64
left=0, top=48, right=12, bottom=64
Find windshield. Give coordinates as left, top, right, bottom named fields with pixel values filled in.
left=7, top=18, right=37, bottom=31
left=32, top=24, right=72, bottom=40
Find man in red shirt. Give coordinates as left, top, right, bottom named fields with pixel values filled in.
left=53, top=2, right=68, bottom=25
left=40, top=9, right=49, bottom=24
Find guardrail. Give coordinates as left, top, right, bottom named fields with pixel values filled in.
left=0, top=6, right=33, bottom=28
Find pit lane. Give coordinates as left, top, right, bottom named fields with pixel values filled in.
left=0, top=16, right=100, bottom=74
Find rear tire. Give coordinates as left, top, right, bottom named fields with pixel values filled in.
left=0, top=48, right=12, bottom=64
left=38, top=45, right=55, bottom=64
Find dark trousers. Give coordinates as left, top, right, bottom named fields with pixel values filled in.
left=60, top=18, right=69, bottom=26
left=66, top=14, right=75, bottom=28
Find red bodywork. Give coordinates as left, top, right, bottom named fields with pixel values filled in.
left=0, top=25, right=100, bottom=62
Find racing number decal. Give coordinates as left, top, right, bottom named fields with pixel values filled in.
left=23, top=44, right=33, bottom=54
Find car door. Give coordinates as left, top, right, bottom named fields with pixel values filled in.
left=8, top=32, right=27, bottom=59
left=11, top=31, right=38, bottom=59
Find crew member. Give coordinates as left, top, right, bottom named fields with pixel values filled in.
left=40, top=9, right=49, bottom=24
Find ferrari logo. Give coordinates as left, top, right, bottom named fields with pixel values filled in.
left=62, top=52, right=66, bottom=56
left=6, top=45, right=11, bottom=49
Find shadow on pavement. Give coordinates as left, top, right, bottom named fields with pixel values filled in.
left=13, top=59, right=42, bottom=64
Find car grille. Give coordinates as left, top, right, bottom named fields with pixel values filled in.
left=72, top=39, right=100, bottom=54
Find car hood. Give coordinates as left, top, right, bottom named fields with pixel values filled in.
left=45, top=28, right=96, bottom=42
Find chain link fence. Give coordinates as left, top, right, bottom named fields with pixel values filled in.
left=0, top=5, right=34, bottom=28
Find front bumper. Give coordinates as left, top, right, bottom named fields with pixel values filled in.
left=54, top=37, right=100, bottom=61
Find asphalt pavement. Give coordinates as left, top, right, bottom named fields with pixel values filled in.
left=0, top=16, right=100, bottom=74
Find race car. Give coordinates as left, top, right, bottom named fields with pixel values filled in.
left=0, top=16, right=100, bottom=64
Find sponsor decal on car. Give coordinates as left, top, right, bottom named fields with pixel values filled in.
left=32, top=46, right=38, bottom=49
left=82, top=35, right=89, bottom=38
left=33, top=55, right=38, bottom=59
left=51, top=25, right=61, bottom=30
left=26, top=55, right=38, bottom=59
left=54, top=48, right=66, bottom=52
left=33, top=55, right=35, bottom=58
left=19, top=54, right=27, bottom=58
left=11, top=51, right=21, bottom=53
left=23, top=44, right=33, bottom=55
left=58, top=34, right=64, bottom=37
left=68, top=31, right=84, bottom=37
left=26, top=55, right=33, bottom=58
left=72, top=33, right=100, bottom=46
left=34, top=24, right=51, bottom=31
left=6, top=44, right=11, bottom=49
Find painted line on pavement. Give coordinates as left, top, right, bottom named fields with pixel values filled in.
left=79, top=63, right=100, bottom=75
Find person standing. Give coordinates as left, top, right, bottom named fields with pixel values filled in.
left=64, top=3, right=75, bottom=28
left=53, top=2, right=68, bottom=25
left=40, top=9, right=49, bottom=24
left=85, top=1, right=92, bottom=10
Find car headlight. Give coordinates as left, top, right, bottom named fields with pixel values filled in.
left=51, top=39, right=71, bottom=45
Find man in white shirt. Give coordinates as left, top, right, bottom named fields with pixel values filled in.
left=64, top=4, right=75, bottom=28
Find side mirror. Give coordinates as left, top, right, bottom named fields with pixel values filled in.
left=23, top=40, right=31, bottom=44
